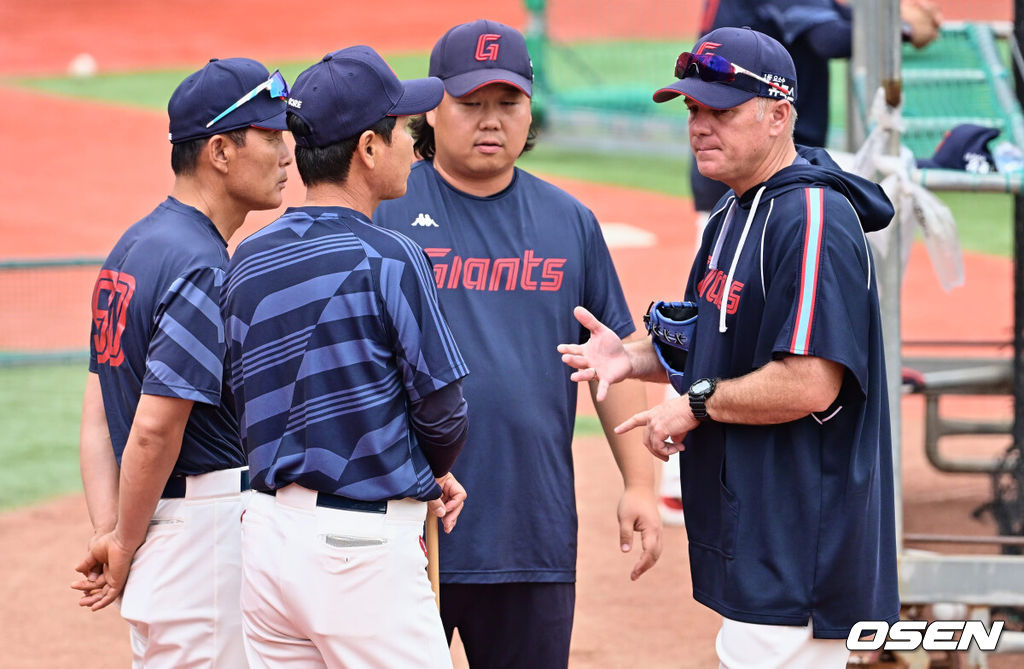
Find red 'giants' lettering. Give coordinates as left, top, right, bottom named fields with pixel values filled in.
left=424, top=248, right=565, bottom=292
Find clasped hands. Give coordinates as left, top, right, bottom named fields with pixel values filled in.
left=70, top=529, right=138, bottom=612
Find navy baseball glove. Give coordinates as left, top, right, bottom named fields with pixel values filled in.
left=644, top=300, right=698, bottom=395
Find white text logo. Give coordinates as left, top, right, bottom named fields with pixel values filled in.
left=412, top=213, right=439, bottom=228
left=847, top=620, right=1004, bottom=652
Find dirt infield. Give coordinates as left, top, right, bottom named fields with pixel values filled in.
left=6, top=403, right=1019, bottom=668
left=2, top=0, right=1022, bottom=667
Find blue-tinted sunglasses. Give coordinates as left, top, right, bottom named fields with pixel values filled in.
left=675, top=52, right=793, bottom=102
left=205, top=69, right=289, bottom=129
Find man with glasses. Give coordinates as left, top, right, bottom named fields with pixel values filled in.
left=72, top=57, right=291, bottom=667
left=559, top=27, right=899, bottom=666
left=374, top=19, right=662, bottom=668
left=687, top=0, right=942, bottom=224
left=222, top=46, right=468, bottom=667
left=657, top=0, right=944, bottom=529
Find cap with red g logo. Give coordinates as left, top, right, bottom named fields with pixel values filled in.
left=429, top=19, right=534, bottom=98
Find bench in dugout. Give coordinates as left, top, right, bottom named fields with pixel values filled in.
left=891, top=21, right=1024, bottom=556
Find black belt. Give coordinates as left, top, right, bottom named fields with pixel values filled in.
left=162, top=469, right=251, bottom=499
left=258, top=488, right=387, bottom=514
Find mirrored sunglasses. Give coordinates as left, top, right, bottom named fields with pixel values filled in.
left=205, top=69, right=289, bottom=129
left=674, top=52, right=793, bottom=102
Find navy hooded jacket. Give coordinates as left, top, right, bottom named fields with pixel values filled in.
left=678, top=146, right=899, bottom=638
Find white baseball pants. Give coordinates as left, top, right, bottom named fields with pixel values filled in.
left=119, top=467, right=250, bottom=668
left=241, top=484, right=451, bottom=669
left=716, top=616, right=851, bottom=668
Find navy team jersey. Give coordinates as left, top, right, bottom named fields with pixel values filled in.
left=374, top=161, right=635, bottom=583
left=223, top=206, right=468, bottom=502
left=679, top=147, right=898, bottom=638
left=89, top=197, right=242, bottom=476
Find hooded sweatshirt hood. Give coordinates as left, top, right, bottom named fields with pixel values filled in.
left=735, top=145, right=894, bottom=233
left=708, top=145, right=892, bottom=334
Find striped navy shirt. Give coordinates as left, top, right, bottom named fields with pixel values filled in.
left=223, top=206, right=468, bottom=501
left=89, top=197, right=243, bottom=475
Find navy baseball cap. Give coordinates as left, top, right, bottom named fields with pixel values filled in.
left=654, top=27, right=797, bottom=109
left=429, top=19, right=533, bottom=97
left=168, top=58, right=288, bottom=144
left=287, top=46, right=445, bottom=148
left=917, top=124, right=1000, bottom=172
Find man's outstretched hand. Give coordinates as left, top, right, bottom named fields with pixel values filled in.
left=558, top=306, right=632, bottom=402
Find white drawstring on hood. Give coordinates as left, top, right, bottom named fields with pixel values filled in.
left=712, top=185, right=767, bottom=333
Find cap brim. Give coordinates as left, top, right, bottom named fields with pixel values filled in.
left=916, top=158, right=941, bottom=169
left=652, top=79, right=754, bottom=109
left=442, top=69, right=533, bottom=98
left=391, top=77, right=446, bottom=116
left=250, top=108, right=289, bottom=132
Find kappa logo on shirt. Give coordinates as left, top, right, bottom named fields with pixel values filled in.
left=92, top=269, right=137, bottom=367
left=412, top=213, right=439, bottom=228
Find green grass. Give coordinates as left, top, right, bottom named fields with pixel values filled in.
left=573, top=415, right=605, bottom=437
left=7, top=45, right=1015, bottom=258
left=8, top=52, right=431, bottom=111
left=521, top=145, right=1014, bottom=259
left=0, top=360, right=604, bottom=512
left=0, top=362, right=89, bottom=511
left=520, top=144, right=692, bottom=198
left=935, top=191, right=1013, bottom=257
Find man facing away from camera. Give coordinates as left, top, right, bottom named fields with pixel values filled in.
left=222, top=46, right=469, bottom=668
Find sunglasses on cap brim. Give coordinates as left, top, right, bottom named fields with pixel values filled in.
left=205, top=69, right=289, bottom=129
left=675, top=52, right=794, bottom=102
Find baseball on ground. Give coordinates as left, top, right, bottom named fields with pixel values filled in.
left=68, top=53, right=98, bottom=78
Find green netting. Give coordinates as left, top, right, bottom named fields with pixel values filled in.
left=542, top=39, right=683, bottom=117
left=900, top=24, right=1014, bottom=159
left=0, top=258, right=101, bottom=365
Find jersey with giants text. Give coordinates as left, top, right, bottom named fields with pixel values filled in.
left=374, top=161, right=635, bottom=583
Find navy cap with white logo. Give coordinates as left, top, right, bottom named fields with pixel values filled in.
left=917, top=124, right=1000, bottom=173
left=429, top=19, right=533, bottom=97
left=168, top=57, right=288, bottom=144
left=287, top=46, right=445, bottom=148
left=654, top=27, right=797, bottom=110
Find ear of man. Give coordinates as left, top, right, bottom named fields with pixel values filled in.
left=206, top=133, right=235, bottom=175
left=767, top=100, right=793, bottom=138
left=355, top=129, right=377, bottom=169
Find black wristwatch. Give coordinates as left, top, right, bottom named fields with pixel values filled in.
left=688, top=378, right=717, bottom=422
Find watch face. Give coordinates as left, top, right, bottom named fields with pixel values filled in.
left=691, top=379, right=712, bottom=395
